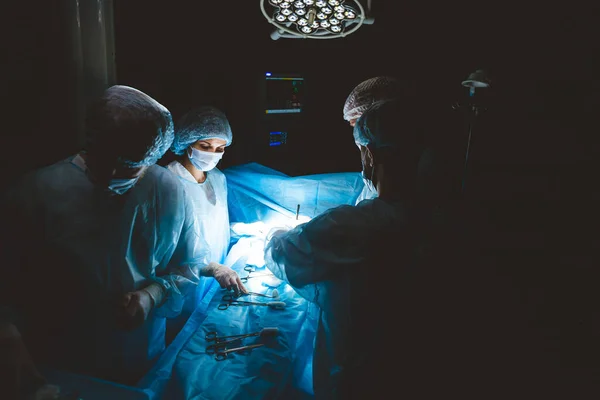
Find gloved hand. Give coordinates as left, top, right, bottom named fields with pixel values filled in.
left=32, top=384, right=62, bottom=400
left=0, top=323, right=48, bottom=400
left=117, top=285, right=161, bottom=330
left=201, top=262, right=248, bottom=296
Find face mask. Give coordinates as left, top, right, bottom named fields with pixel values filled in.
left=107, top=177, right=139, bottom=195
left=361, top=151, right=377, bottom=195
left=361, top=168, right=377, bottom=194
left=188, top=148, right=224, bottom=172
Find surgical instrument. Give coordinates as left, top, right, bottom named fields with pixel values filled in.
left=205, top=327, right=279, bottom=343
left=218, top=300, right=286, bottom=311
left=221, top=289, right=279, bottom=301
left=215, top=343, right=265, bottom=361
left=205, top=327, right=279, bottom=353
left=240, top=272, right=275, bottom=283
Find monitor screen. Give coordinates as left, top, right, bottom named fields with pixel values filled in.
left=264, top=75, right=304, bottom=115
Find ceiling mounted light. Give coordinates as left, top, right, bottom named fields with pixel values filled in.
left=260, top=0, right=373, bottom=40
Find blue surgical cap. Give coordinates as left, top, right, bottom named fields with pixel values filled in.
left=171, top=106, right=233, bottom=156
left=353, top=99, right=422, bottom=151
left=85, top=85, right=174, bottom=168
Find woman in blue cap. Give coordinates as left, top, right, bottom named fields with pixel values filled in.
left=166, top=106, right=247, bottom=328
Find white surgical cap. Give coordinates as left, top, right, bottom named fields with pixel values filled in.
left=343, top=76, right=402, bottom=122
left=85, top=85, right=174, bottom=168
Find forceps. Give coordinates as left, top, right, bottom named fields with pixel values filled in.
left=215, top=343, right=265, bottom=361
left=218, top=299, right=286, bottom=310
left=240, top=272, right=274, bottom=283
left=205, top=327, right=279, bottom=354
left=221, top=289, right=279, bottom=301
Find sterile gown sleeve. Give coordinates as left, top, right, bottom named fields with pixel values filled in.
left=264, top=199, right=401, bottom=303
left=117, top=165, right=210, bottom=318
left=153, top=196, right=209, bottom=318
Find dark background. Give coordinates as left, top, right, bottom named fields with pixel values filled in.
left=1, top=0, right=599, bottom=383
left=3, top=0, right=597, bottom=244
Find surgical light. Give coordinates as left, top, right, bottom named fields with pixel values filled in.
left=261, top=0, right=369, bottom=40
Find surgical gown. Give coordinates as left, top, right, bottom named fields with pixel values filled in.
left=1, top=155, right=209, bottom=383
left=264, top=198, right=416, bottom=399
left=165, top=161, right=230, bottom=331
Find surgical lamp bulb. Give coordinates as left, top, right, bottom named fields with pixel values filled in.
left=267, top=0, right=361, bottom=37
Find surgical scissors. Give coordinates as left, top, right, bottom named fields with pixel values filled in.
left=221, top=289, right=279, bottom=302
left=218, top=300, right=286, bottom=310
left=215, top=343, right=265, bottom=361
left=205, top=327, right=279, bottom=354
left=240, top=272, right=275, bottom=283
left=205, top=327, right=278, bottom=343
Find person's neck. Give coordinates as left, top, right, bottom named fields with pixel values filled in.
left=377, top=181, right=405, bottom=202
left=376, top=165, right=409, bottom=202
left=181, top=157, right=206, bottom=183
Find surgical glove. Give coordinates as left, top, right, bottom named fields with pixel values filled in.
left=201, top=262, right=248, bottom=295
left=0, top=323, right=47, bottom=400
left=32, top=384, right=61, bottom=400
left=119, top=288, right=156, bottom=330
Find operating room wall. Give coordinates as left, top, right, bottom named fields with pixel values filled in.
left=110, top=0, right=597, bottom=254
left=2, top=1, right=596, bottom=248
left=2, top=1, right=78, bottom=188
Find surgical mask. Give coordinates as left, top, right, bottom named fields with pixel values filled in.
left=361, top=154, right=377, bottom=194
left=107, top=177, right=139, bottom=195
left=361, top=169, right=377, bottom=194
left=188, top=147, right=223, bottom=171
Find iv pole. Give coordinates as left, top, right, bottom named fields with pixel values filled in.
left=457, top=69, right=491, bottom=193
